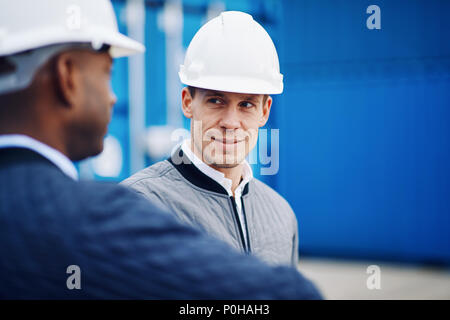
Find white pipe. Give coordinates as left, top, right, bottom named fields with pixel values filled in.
left=160, top=0, right=184, bottom=128
left=126, top=0, right=146, bottom=174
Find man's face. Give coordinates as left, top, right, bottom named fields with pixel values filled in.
left=182, top=87, right=272, bottom=169
left=66, top=50, right=116, bottom=160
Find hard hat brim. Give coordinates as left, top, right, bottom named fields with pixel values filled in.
left=179, top=72, right=283, bottom=95
left=104, top=31, right=146, bottom=58
left=0, top=27, right=145, bottom=58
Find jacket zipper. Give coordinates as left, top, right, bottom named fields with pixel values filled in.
left=241, top=197, right=251, bottom=253
left=230, top=196, right=251, bottom=254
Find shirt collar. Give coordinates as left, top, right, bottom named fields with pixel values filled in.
left=0, top=134, right=79, bottom=180
left=180, top=139, right=253, bottom=196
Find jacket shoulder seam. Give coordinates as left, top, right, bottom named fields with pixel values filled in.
left=125, top=161, right=176, bottom=187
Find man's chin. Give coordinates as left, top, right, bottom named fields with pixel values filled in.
left=70, top=142, right=104, bottom=162
left=211, top=163, right=241, bottom=169
left=91, top=146, right=103, bottom=158
left=204, top=155, right=245, bottom=169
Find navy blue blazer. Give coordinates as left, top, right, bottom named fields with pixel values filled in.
left=0, top=147, right=322, bottom=299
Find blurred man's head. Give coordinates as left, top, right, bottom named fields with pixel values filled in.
left=0, top=46, right=116, bottom=160
left=0, top=0, right=144, bottom=161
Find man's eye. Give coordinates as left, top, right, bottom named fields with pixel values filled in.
left=240, top=102, right=255, bottom=108
left=208, top=98, right=223, bottom=104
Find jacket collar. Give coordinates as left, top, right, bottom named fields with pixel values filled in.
left=0, top=147, right=62, bottom=172
left=168, top=146, right=250, bottom=196
left=0, top=134, right=78, bottom=180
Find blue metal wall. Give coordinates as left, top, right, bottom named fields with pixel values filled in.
left=277, top=0, right=450, bottom=264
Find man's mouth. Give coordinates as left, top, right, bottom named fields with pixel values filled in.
left=211, top=137, right=245, bottom=144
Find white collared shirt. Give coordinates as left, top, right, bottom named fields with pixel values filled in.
left=181, top=139, right=253, bottom=245
left=0, top=134, right=78, bottom=180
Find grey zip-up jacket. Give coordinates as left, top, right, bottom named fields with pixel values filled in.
left=121, top=148, right=299, bottom=267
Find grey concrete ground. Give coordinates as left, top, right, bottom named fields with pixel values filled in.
left=298, top=257, right=450, bottom=300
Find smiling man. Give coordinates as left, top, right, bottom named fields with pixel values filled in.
left=122, top=11, right=299, bottom=267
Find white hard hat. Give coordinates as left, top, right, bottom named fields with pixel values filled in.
left=0, top=0, right=144, bottom=58
left=179, top=11, right=283, bottom=95
left=0, top=0, right=145, bottom=95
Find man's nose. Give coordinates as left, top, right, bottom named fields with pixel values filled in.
left=219, top=107, right=241, bottom=129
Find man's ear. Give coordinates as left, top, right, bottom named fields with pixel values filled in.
left=53, top=52, right=81, bottom=108
left=181, top=87, right=194, bottom=119
left=259, top=96, right=272, bottom=127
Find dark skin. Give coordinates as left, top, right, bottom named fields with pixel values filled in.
left=0, top=49, right=116, bottom=161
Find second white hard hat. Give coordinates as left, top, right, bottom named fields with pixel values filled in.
left=0, top=0, right=145, bottom=58
left=179, top=11, right=283, bottom=95
left=0, top=0, right=145, bottom=95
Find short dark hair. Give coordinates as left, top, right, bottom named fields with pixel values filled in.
left=187, top=86, right=196, bottom=98
left=187, top=85, right=269, bottom=105
left=0, top=57, right=16, bottom=75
